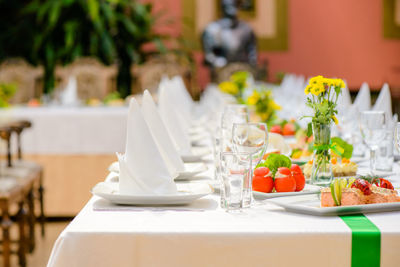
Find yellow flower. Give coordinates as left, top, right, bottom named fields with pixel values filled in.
left=269, top=100, right=281, bottom=110
left=309, top=75, right=324, bottom=86
left=218, top=81, right=239, bottom=95
left=304, top=85, right=312, bottom=95
left=311, top=84, right=325, bottom=96
left=247, top=91, right=260, bottom=105
left=332, top=115, right=339, bottom=125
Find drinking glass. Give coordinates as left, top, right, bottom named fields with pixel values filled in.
left=221, top=105, right=249, bottom=152
left=232, top=122, right=268, bottom=207
left=360, top=111, right=386, bottom=175
left=396, top=122, right=400, bottom=153
left=219, top=152, right=252, bottom=212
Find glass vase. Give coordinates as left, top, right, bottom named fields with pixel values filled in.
left=311, top=122, right=333, bottom=186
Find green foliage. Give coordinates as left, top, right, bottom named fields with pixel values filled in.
left=257, top=154, right=291, bottom=178
left=331, top=137, right=353, bottom=159
left=103, top=91, right=122, bottom=104
left=0, top=83, right=17, bottom=107
left=3, top=0, right=164, bottom=96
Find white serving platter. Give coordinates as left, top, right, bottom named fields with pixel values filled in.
left=253, top=184, right=321, bottom=200
left=91, top=182, right=213, bottom=205
left=268, top=193, right=400, bottom=216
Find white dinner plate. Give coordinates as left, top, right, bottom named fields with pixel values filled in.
left=268, top=193, right=400, bottom=216
left=108, top=162, right=208, bottom=181
left=175, top=162, right=208, bottom=180
left=357, top=168, right=395, bottom=177
left=181, top=147, right=211, bottom=162
left=91, top=182, right=213, bottom=205
left=253, top=184, right=321, bottom=200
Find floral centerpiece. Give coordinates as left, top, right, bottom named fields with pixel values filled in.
left=218, top=71, right=281, bottom=125
left=303, top=75, right=345, bottom=185
left=246, top=89, right=281, bottom=125
left=218, top=71, right=249, bottom=103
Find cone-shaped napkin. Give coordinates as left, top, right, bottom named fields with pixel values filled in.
left=141, top=90, right=185, bottom=177
left=353, top=82, right=371, bottom=112
left=171, top=75, right=194, bottom=113
left=118, top=98, right=177, bottom=195
left=337, top=82, right=352, bottom=115
left=373, top=83, right=392, bottom=121
left=60, top=76, right=79, bottom=106
left=158, top=83, right=192, bottom=155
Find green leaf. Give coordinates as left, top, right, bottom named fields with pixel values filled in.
left=331, top=137, right=353, bottom=159
left=306, top=122, right=313, bottom=137
left=257, top=154, right=291, bottom=178
left=88, top=0, right=100, bottom=21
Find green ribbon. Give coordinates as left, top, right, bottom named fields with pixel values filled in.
left=313, top=141, right=344, bottom=156
left=340, top=214, right=381, bottom=267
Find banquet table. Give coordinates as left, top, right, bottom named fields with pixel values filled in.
left=0, top=106, right=128, bottom=216
left=47, top=160, right=400, bottom=267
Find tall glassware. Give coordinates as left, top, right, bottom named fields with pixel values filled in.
left=232, top=122, right=268, bottom=207
left=220, top=104, right=249, bottom=152
left=360, top=111, right=386, bottom=175
left=220, top=152, right=252, bottom=212
left=396, top=122, right=400, bottom=149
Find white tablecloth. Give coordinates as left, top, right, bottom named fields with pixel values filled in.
left=0, top=106, right=128, bottom=154
left=47, top=161, right=400, bottom=267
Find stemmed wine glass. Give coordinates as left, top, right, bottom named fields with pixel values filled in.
left=360, top=111, right=386, bottom=175
left=396, top=122, right=400, bottom=154
left=232, top=122, right=268, bottom=208
left=220, top=104, right=249, bottom=152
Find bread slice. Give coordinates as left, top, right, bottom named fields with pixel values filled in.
left=321, top=186, right=400, bottom=207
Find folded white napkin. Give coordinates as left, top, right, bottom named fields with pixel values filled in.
left=158, top=82, right=192, bottom=155
left=373, top=83, right=392, bottom=122
left=337, top=82, right=352, bottom=116
left=141, top=90, right=185, bottom=176
left=118, top=98, right=177, bottom=195
left=60, top=76, right=79, bottom=106
left=353, top=82, right=371, bottom=112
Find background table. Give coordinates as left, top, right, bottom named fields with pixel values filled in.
left=47, top=162, right=400, bottom=267
left=0, top=106, right=128, bottom=216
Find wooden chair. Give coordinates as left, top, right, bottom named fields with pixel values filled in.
left=0, top=58, right=43, bottom=104
left=132, top=54, right=194, bottom=97
left=56, top=57, right=117, bottom=100
left=0, top=120, right=45, bottom=267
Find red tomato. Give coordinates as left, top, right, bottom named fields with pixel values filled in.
left=270, top=125, right=282, bottom=134
left=282, top=123, right=295, bottom=136
left=254, top=167, right=270, bottom=177
left=252, top=175, right=274, bottom=193
left=275, top=167, right=296, bottom=192
left=372, top=178, right=394, bottom=190
left=277, top=167, right=291, bottom=176
left=291, top=164, right=305, bottom=192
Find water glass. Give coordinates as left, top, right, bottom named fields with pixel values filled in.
left=231, top=122, right=268, bottom=207
left=211, top=127, right=222, bottom=180
left=376, top=130, right=394, bottom=171
left=221, top=105, right=249, bottom=152
left=396, top=122, right=400, bottom=153
left=219, top=152, right=252, bottom=212
left=360, top=111, right=386, bottom=175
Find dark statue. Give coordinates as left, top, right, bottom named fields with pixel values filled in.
left=201, top=0, right=257, bottom=70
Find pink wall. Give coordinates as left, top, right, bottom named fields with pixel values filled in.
left=147, top=0, right=400, bottom=94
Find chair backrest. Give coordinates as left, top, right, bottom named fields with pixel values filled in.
left=56, top=57, right=117, bottom=100
left=133, top=54, right=192, bottom=95
left=0, top=58, right=43, bottom=104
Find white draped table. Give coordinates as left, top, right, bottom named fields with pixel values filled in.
left=47, top=162, right=400, bottom=267
left=0, top=106, right=129, bottom=215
